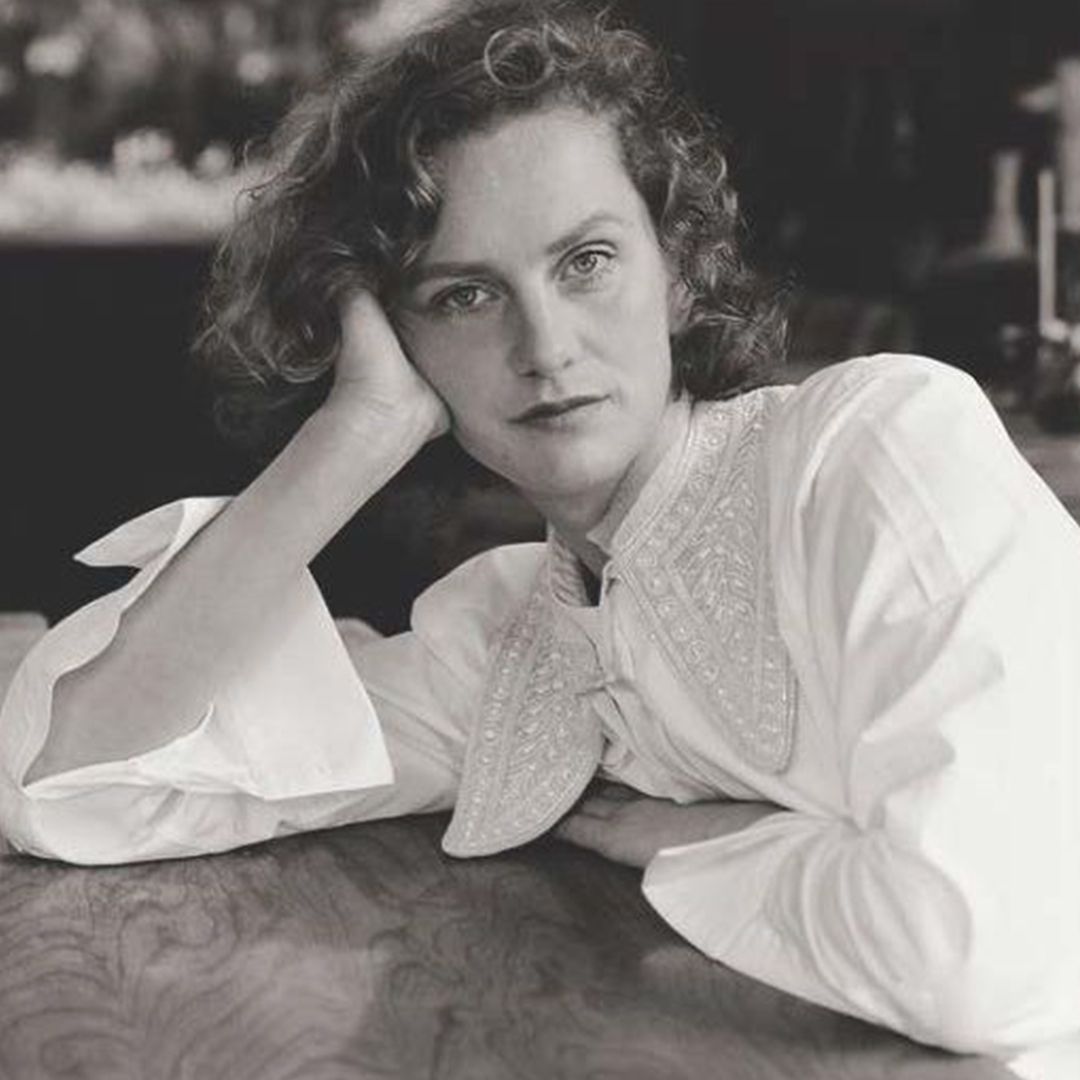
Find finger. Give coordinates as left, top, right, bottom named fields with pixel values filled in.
left=339, top=286, right=375, bottom=330
left=592, top=780, right=641, bottom=802
left=339, top=289, right=399, bottom=356
left=553, top=811, right=609, bottom=853
left=571, top=792, right=635, bottom=821
left=573, top=796, right=615, bottom=821
left=575, top=783, right=657, bottom=821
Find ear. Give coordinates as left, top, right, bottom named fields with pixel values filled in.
left=666, top=274, right=693, bottom=335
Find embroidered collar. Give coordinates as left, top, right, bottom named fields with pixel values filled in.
left=611, top=390, right=798, bottom=773
left=585, top=396, right=695, bottom=557
left=440, top=579, right=604, bottom=857
left=545, top=396, right=694, bottom=608
left=442, top=389, right=799, bottom=858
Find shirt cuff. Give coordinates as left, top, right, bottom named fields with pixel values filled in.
left=6, top=497, right=394, bottom=803
left=641, top=811, right=858, bottom=1014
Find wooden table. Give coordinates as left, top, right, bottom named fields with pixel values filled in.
left=0, top=816, right=1013, bottom=1080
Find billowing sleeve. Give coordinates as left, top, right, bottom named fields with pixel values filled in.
left=642, top=356, right=1080, bottom=1064
left=0, top=497, right=543, bottom=866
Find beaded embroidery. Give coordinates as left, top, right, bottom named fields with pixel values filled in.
left=617, top=392, right=798, bottom=773
left=442, top=573, right=603, bottom=857
left=442, top=392, right=797, bottom=857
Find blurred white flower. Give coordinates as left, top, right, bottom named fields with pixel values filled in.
left=236, top=48, right=281, bottom=87
left=25, top=33, right=87, bottom=79
left=85, top=0, right=163, bottom=95
left=0, top=147, right=259, bottom=242
left=194, top=142, right=235, bottom=180
left=113, top=128, right=176, bottom=173
left=342, top=0, right=465, bottom=55
left=0, top=0, right=23, bottom=28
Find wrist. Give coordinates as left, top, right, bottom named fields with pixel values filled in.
left=317, top=392, right=445, bottom=449
left=310, top=395, right=437, bottom=457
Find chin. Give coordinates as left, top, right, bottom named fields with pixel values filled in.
left=518, top=452, right=629, bottom=503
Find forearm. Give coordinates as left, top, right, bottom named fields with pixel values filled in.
left=28, top=403, right=430, bottom=781
left=643, top=809, right=1080, bottom=1056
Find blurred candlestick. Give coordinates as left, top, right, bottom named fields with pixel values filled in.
left=1058, top=59, right=1080, bottom=227
left=1033, top=62, right=1080, bottom=432
left=1038, top=168, right=1056, bottom=332
left=1056, top=58, right=1080, bottom=322
left=981, top=148, right=1027, bottom=259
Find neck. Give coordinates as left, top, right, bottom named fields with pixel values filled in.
left=527, top=396, right=690, bottom=575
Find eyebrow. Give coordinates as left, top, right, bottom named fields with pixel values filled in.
left=406, top=211, right=627, bottom=287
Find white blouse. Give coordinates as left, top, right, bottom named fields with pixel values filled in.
left=1, top=355, right=1078, bottom=1079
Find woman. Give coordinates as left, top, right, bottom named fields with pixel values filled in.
left=1, top=2, right=1077, bottom=1074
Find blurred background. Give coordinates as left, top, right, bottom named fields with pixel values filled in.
left=1, top=0, right=1077, bottom=628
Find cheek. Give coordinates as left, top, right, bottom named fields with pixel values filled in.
left=400, top=319, right=467, bottom=392
left=608, top=254, right=673, bottom=332
left=606, top=271, right=676, bottom=395
left=594, top=267, right=673, bottom=363
left=401, top=321, right=502, bottom=424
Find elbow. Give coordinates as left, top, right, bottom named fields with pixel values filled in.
left=0, top=776, right=187, bottom=866
left=0, top=787, right=110, bottom=866
left=915, top=982, right=1019, bottom=1056
left=816, top=835, right=1080, bottom=1058
left=0, top=776, right=77, bottom=865
left=907, top=876, right=1080, bottom=1056
left=902, top=948, right=1080, bottom=1057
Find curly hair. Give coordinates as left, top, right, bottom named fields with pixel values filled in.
left=196, top=0, right=788, bottom=456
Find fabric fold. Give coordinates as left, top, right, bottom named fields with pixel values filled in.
left=2, top=497, right=393, bottom=823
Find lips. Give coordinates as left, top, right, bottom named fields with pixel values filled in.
left=512, top=394, right=607, bottom=423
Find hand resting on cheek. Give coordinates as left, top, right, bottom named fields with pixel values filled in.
left=325, top=289, right=451, bottom=442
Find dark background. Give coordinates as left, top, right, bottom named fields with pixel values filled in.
left=1, top=0, right=1075, bottom=628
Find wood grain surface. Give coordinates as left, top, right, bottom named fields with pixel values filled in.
left=0, top=815, right=1014, bottom=1080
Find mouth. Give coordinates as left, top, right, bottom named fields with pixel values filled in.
left=512, top=394, right=608, bottom=424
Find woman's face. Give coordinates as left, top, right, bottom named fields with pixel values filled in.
left=395, top=105, right=684, bottom=528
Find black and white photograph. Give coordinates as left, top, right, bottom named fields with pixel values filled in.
left=0, top=1, right=1078, bottom=1078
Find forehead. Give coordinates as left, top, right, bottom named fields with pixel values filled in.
left=421, top=105, right=650, bottom=262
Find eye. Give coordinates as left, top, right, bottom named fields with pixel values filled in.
left=563, top=245, right=616, bottom=282
left=432, top=282, right=495, bottom=315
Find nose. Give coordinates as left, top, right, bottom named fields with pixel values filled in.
left=511, top=288, right=573, bottom=378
